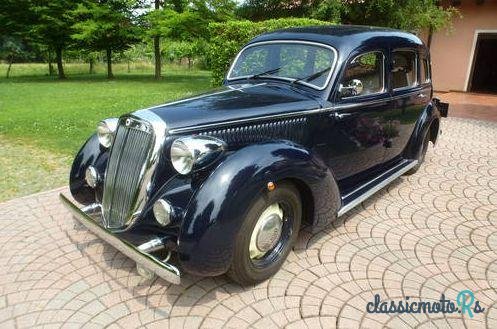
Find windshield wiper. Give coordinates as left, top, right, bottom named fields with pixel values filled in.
left=292, top=66, right=332, bottom=86
left=247, top=67, right=282, bottom=80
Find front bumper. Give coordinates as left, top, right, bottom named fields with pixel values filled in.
left=59, top=193, right=181, bottom=284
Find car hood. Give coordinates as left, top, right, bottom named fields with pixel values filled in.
left=140, top=83, right=321, bottom=132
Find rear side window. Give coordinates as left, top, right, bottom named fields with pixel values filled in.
left=392, top=50, right=417, bottom=89
left=339, top=51, right=385, bottom=98
left=420, top=57, right=431, bottom=83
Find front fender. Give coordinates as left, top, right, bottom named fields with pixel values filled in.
left=69, top=134, right=108, bottom=205
left=177, top=141, right=340, bottom=276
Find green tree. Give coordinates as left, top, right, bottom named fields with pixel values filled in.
left=144, top=0, right=234, bottom=77
left=30, top=0, right=80, bottom=79
left=314, top=0, right=457, bottom=33
left=237, top=0, right=316, bottom=21
left=72, top=0, right=141, bottom=79
left=191, top=0, right=236, bottom=21
left=147, top=9, right=209, bottom=41
left=0, top=37, right=30, bottom=78
left=0, top=0, right=76, bottom=78
left=238, top=0, right=457, bottom=33
left=0, top=0, right=33, bottom=37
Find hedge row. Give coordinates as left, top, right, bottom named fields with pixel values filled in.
left=207, top=18, right=333, bottom=86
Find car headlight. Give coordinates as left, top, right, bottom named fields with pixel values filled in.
left=170, top=136, right=226, bottom=175
left=96, top=118, right=118, bottom=148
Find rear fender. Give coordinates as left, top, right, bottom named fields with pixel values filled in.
left=404, top=101, right=441, bottom=159
left=177, top=141, right=340, bottom=276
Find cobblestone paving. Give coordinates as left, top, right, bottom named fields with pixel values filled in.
left=1, top=117, right=496, bottom=328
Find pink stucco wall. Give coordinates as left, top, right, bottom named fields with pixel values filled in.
left=429, top=1, right=497, bottom=92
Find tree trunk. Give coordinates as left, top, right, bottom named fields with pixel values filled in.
left=154, top=0, right=161, bottom=79
left=6, top=57, right=12, bottom=78
left=55, top=47, right=65, bottom=79
left=106, top=48, right=114, bottom=79
left=48, top=50, right=55, bottom=76
left=427, top=26, right=433, bottom=50
left=89, top=58, right=95, bottom=74
left=154, top=36, right=161, bottom=79
left=127, top=60, right=131, bottom=73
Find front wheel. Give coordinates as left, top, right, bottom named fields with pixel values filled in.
left=227, top=182, right=302, bottom=285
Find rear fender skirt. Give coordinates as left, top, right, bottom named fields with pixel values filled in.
left=177, top=141, right=340, bottom=277
left=69, top=134, right=108, bottom=205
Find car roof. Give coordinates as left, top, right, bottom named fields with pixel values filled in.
left=248, top=25, right=425, bottom=54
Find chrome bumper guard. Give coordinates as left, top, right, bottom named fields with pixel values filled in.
left=59, top=194, right=181, bottom=284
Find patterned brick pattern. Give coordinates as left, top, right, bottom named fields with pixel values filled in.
left=1, top=117, right=496, bottom=328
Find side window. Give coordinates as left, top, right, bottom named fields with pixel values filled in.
left=339, top=51, right=385, bottom=98
left=420, top=57, right=431, bottom=83
left=392, top=50, right=417, bottom=89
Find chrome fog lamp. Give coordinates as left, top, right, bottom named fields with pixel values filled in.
left=85, top=166, right=99, bottom=188
left=153, top=199, right=172, bottom=226
left=96, top=118, right=118, bottom=148
left=170, top=136, right=226, bottom=175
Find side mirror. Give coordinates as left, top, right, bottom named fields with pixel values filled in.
left=339, top=79, right=364, bottom=97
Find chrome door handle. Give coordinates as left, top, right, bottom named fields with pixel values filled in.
left=417, top=93, right=427, bottom=99
left=331, top=112, right=353, bottom=120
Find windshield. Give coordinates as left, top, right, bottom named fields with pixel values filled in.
left=227, top=41, right=337, bottom=90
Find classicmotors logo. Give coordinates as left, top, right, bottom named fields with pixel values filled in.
left=366, top=290, right=485, bottom=318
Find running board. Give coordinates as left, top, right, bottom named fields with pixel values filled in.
left=337, top=159, right=418, bottom=217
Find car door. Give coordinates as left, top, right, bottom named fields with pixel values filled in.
left=383, top=49, right=430, bottom=163
left=316, top=50, right=390, bottom=183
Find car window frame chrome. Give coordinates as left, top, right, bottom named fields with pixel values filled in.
left=338, top=50, right=387, bottom=101
left=226, top=40, right=339, bottom=91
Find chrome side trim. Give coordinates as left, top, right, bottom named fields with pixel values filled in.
left=168, top=108, right=323, bottom=134
left=59, top=194, right=181, bottom=284
left=337, top=160, right=418, bottom=217
left=333, top=89, right=426, bottom=111
left=168, top=89, right=427, bottom=135
left=226, top=40, right=339, bottom=91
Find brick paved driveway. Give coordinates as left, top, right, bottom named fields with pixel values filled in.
left=1, top=117, right=496, bottom=328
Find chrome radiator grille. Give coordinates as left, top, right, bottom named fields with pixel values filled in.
left=102, top=118, right=154, bottom=229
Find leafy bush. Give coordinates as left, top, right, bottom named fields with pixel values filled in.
left=207, top=18, right=333, bottom=85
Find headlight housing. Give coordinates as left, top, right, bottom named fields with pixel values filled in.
left=96, top=118, right=118, bottom=148
left=170, top=136, right=226, bottom=175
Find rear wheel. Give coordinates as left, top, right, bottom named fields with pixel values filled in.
left=405, top=129, right=431, bottom=175
left=227, top=183, right=302, bottom=285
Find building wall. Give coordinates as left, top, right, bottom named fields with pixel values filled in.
left=429, top=1, right=497, bottom=92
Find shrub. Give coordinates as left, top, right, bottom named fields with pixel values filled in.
left=207, top=18, right=334, bottom=86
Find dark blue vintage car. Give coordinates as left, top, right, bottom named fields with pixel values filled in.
left=61, top=25, right=449, bottom=285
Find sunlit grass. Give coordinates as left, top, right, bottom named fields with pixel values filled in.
left=0, top=62, right=212, bottom=156
left=0, top=62, right=212, bottom=201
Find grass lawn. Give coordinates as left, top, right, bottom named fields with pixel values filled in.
left=0, top=62, right=212, bottom=202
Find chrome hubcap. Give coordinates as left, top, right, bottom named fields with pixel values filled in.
left=249, top=203, right=283, bottom=259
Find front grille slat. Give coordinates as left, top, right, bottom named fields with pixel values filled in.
left=102, top=119, right=154, bottom=229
